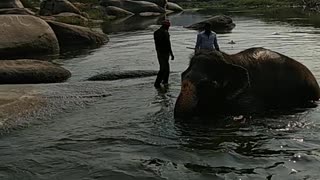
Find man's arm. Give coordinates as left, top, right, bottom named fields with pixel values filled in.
left=167, top=32, right=174, bottom=60
left=213, top=34, right=220, bottom=51
left=195, top=33, right=201, bottom=51
left=154, top=31, right=159, bottom=51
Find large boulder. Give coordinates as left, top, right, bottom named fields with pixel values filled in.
left=46, top=20, right=108, bottom=49
left=104, top=6, right=134, bottom=17
left=41, top=12, right=88, bottom=26
left=100, top=0, right=165, bottom=14
left=0, top=15, right=60, bottom=60
left=133, top=0, right=167, bottom=8
left=52, top=12, right=89, bottom=26
left=0, top=0, right=24, bottom=8
left=185, top=15, right=236, bottom=33
left=0, top=60, right=71, bottom=84
left=39, top=0, right=81, bottom=16
left=102, top=15, right=162, bottom=33
left=0, top=8, right=35, bottom=15
left=166, top=2, right=183, bottom=12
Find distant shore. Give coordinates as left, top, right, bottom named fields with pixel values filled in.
left=178, top=0, right=318, bottom=12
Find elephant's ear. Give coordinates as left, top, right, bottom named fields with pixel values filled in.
left=221, top=64, right=250, bottom=100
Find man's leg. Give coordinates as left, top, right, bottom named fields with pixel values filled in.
left=160, top=53, right=170, bottom=85
left=162, top=60, right=170, bottom=85
left=154, top=53, right=165, bottom=88
left=154, top=70, right=163, bottom=88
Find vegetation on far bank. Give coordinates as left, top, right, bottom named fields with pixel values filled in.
left=179, top=0, right=306, bottom=9
left=18, top=0, right=320, bottom=21
left=20, top=0, right=320, bottom=9
left=20, top=0, right=113, bottom=25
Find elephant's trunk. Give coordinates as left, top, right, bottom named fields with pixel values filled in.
left=174, top=80, right=198, bottom=119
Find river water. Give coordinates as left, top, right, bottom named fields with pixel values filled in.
left=1, top=8, right=320, bottom=180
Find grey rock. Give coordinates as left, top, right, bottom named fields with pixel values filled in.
left=185, top=15, right=236, bottom=33
left=0, top=60, right=71, bottom=84
left=46, top=20, right=109, bottom=49
left=0, top=15, right=60, bottom=60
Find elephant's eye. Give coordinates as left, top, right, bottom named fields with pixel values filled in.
left=198, top=80, right=219, bottom=90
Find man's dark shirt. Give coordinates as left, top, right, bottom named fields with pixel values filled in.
left=154, top=27, right=173, bottom=55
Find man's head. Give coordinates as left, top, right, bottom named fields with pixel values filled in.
left=204, top=23, right=211, bottom=31
left=161, top=19, right=171, bottom=29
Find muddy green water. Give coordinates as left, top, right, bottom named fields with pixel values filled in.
left=1, top=8, right=320, bottom=180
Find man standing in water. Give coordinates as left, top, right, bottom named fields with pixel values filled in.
left=195, top=23, right=220, bottom=53
left=153, top=19, right=174, bottom=89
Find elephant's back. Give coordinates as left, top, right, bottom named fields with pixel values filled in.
left=280, top=56, right=320, bottom=101
left=226, top=48, right=320, bottom=106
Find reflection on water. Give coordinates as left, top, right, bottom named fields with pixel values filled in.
left=0, top=7, right=320, bottom=180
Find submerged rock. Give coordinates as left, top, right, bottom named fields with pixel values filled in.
left=0, top=85, right=44, bottom=131
left=139, top=11, right=161, bottom=16
left=185, top=15, right=236, bottom=33
left=0, top=60, right=71, bottom=84
left=0, top=15, right=60, bottom=60
left=87, top=70, right=158, bottom=81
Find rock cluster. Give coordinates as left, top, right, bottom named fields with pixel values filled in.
left=0, top=0, right=109, bottom=84
left=184, top=15, right=236, bottom=33
left=100, top=0, right=183, bottom=17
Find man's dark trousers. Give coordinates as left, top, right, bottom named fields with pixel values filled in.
left=155, top=52, right=170, bottom=86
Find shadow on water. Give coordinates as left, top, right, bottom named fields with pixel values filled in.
left=101, top=15, right=166, bottom=34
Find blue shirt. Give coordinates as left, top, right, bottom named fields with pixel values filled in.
left=195, top=31, right=219, bottom=51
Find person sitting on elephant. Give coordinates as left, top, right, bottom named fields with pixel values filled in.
left=153, top=19, right=174, bottom=89
left=195, top=23, right=220, bottom=53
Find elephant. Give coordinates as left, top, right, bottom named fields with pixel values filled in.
left=174, top=47, right=320, bottom=119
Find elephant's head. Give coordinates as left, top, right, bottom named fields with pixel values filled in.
left=174, top=51, right=250, bottom=119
